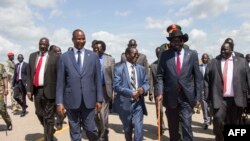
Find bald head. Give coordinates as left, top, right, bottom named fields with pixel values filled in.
left=128, top=39, right=137, bottom=48
left=201, top=53, right=209, bottom=64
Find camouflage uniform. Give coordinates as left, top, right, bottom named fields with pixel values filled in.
left=0, top=63, right=12, bottom=125
left=6, top=60, right=20, bottom=111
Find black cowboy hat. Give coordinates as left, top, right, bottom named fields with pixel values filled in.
left=167, top=29, right=189, bottom=42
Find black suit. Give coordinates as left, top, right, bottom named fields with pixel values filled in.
left=204, top=55, right=250, bottom=141
left=27, top=51, right=58, bottom=141
left=12, top=62, right=28, bottom=112
left=156, top=48, right=202, bottom=141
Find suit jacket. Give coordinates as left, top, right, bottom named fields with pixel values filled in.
left=27, top=51, right=58, bottom=99
left=156, top=48, right=202, bottom=108
left=204, top=55, right=250, bottom=109
left=103, top=54, right=115, bottom=99
left=56, top=49, right=103, bottom=109
left=12, top=62, right=28, bottom=87
left=113, top=63, right=149, bottom=115
left=234, top=51, right=244, bottom=58
left=149, top=60, right=158, bottom=95
left=216, top=51, right=244, bottom=59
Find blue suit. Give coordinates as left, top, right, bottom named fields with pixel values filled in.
left=56, top=49, right=103, bottom=141
left=113, top=62, right=149, bottom=141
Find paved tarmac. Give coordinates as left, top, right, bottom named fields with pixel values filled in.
left=0, top=95, right=215, bottom=141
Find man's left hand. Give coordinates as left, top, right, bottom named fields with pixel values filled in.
left=137, top=87, right=144, bottom=95
left=95, top=102, right=102, bottom=112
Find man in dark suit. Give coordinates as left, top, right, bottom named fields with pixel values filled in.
left=204, top=41, right=250, bottom=141
left=224, top=38, right=244, bottom=58
left=27, top=37, right=59, bottom=141
left=12, top=54, right=28, bottom=117
left=156, top=29, right=202, bottom=141
left=93, top=40, right=115, bottom=141
left=149, top=47, right=166, bottom=135
left=113, top=47, right=149, bottom=141
left=120, top=39, right=148, bottom=69
left=56, top=29, right=103, bottom=141
left=246, top=54, right=250, bottom=65
left=199, top=53, right=211, bottom=130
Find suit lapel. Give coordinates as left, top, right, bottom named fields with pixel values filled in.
left=232, top=56, right=237, bottom=82
left=180, top=48, right=190, bottom=76
left=168, top=50, right=176, bottom=75
left=69, top=50, right=81, bottom=74
left=44, top=52, right=50, bottom=73
left=216, top=56, right=223, bottom=81
left=32, top=52, right=39, bottom=74
left=81, top=50, right=91, bottom=75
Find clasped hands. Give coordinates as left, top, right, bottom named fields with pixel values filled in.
left=132, top=87, right=144, bottom=101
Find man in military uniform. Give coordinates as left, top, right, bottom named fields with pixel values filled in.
left=6, top=52, right=21, bottom=112
left=159, top=24, right=189, bottom=55
left=0, top=63, right=12, bottom=130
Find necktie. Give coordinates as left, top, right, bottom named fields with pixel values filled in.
left=77, top=50, right=82, bottom=70
left=33, top=53, right=44, bottom=87
left=176, top=52, right=181, bottom=76
left=131, top=65, right=136, bottom=90
left=223, top=60, right=228, bottom=94
left=16, top=64, right=20, bottom=81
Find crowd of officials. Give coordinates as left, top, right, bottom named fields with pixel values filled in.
left=0, top=24, right=250, bottom=141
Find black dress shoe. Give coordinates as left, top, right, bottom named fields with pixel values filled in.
left=7, top=123, right=12, bottom=130
left=203, top=124, right=208, bottom=130
left=20, top=111, right=26, bottom=117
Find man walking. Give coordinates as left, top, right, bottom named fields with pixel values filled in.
left=56, top=29, right=103, bottom=141
left=12, top=54, right=28, bottom=117
left=27, top=37, right=58, bottom=141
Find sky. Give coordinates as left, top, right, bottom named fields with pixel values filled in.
left=0, top=0, right=250, bottom=64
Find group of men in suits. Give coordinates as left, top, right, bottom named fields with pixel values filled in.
left=5, top=23, right=249, bottom=141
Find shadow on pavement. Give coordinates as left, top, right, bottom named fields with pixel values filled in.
left=25, top=133, right=58, bottom=141
left=109, top=123, right=170, bottom=140
left=194, top=137, right=214, bottom=141
left=0, top=124, right=8, bottom=131
left=192, top=121, right=214, bottom=136
left=145, top=101, right=155, bottom=105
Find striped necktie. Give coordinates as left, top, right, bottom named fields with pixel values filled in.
left=131, top=65, right=136, bottom=90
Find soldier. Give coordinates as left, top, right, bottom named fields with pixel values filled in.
left=6, top=52, right=21, bottom=112
left=0, top=63, right=12, bottom=130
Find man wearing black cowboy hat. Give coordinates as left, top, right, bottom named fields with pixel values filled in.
left=159, top=24, right=189, bottom=55
left=156, top=29, right=202, bottom=141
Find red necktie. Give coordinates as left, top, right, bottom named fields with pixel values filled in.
left=223, top=60, right=228, bottom=94
left=176, top=52, right=181, bottom=76
left=33, top=54, right=44, bottom=87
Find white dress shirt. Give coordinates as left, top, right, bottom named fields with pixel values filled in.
left=17, top=62, right=23, bottom=80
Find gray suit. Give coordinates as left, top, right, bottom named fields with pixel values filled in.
left=204, top=55, right=250, bottom=141
left=96, top=54, right=115, bottom=141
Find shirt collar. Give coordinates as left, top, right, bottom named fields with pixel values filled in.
left=222, top=55, right=233, bottom=61
left=73, top=48, right=85, bottom=54
left=126, top=61, right=135, bottom=68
